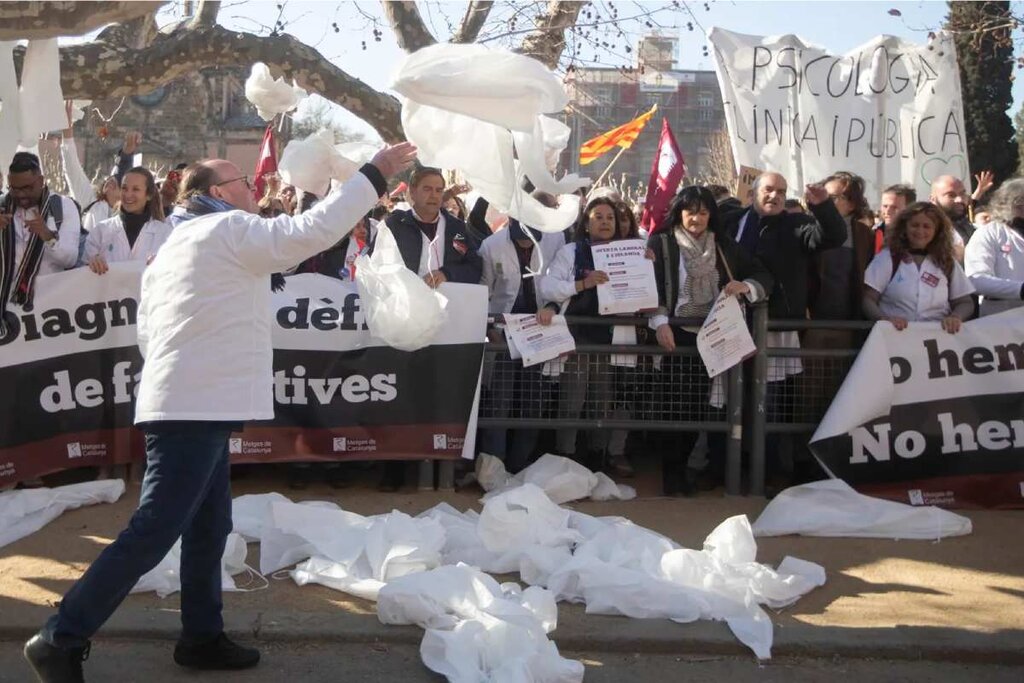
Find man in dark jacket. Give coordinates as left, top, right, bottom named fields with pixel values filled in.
left=722, top=171, right=847, bottom=487
left=371, top=167, right=483, bottom=287
left=370, top=167, right=482, bottom=492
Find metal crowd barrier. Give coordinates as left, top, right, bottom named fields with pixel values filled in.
left=476, top=309, right=876, bottom=497
left=477, top=315, right=747, bottom=495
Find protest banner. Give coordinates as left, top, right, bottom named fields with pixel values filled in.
left=709, top=28, right=969, bottom=202
left=735, top=165, right=763, bottom=206
left=809, top=309, right=1024, bottom=509
left=0, top=264, right=487, bottom=486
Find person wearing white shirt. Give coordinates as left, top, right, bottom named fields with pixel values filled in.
left=23, top=144, right=417, bottom=680
left=478, top=217, right=565, bottom=472
left=964, top=178, right=1024, bottom=316
left=83, top=167, right=172, bottom=274
left=0, top=152, right=81, bottom=338
left=863, top=202, right=975, bottom=333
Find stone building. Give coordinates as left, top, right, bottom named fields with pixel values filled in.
left=564, top=34, right=729, bottom=193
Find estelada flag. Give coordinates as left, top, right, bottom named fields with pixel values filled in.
left=253, top=125, right=277, bottom=199
left=579, top=104, right=657, bottom=166
left=642, top=118, right=687, bottom=234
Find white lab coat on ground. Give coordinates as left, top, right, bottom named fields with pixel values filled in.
left=864, top=248, right=974, bottom=322
left=135, top=172, right=380, bottom=424
left=479, top=229, right=564, bottom=314
left=964, top=221, right=1024, bottom=316
left=83, top=215, right=173, bottom=265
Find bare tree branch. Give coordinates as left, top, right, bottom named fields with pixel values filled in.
left=0, top=1, right=166, bottom=40
left=381, top=0, right=437, bottom=52
left=516, top=0, right=585, bottom=70
left=452, top=1, right=494, bottom=44
left=190, top=0, right=223, bottom=29
left=17, top=24, right=404, bottom=142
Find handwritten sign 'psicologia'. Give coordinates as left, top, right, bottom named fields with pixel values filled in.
left=709, top=28, right=968, bottom=201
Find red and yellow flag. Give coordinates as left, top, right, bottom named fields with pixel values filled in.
left=578, top=104, right=657, bottom=166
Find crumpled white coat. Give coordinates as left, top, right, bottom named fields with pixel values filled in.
left=244, top=62, right=307, bottom=122
left=392, top=44, right=589, bottom=234
left=131, top=532, right=250, bottom=598
left=0, top=480, right=125, bottom=550
left=478, top=453, right=636, bottom=504
left=752, top=479, right=973, bottom=539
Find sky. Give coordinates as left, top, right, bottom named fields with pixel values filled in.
left=68, top=1, right=1024, bottom=141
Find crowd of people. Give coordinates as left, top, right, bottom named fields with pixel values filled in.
left=4, top=114, right=1024, bottom=500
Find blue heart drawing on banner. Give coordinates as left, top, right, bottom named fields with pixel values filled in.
left=920, top=154, right=968, bottom=185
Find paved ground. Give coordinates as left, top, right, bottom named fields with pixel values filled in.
left=2, top=461, right=1023, bottom=681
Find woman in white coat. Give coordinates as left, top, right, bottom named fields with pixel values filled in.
left=863, top=202, right=974, bottom=333
left=84, top=166, right=172, bottom=274
left=965, top=178, right=1024, bottom=316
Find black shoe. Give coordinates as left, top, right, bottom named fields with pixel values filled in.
left=324, top=466, right=351, bottom=490
left=377, top=462, right=405, bottom=493
left=173, top=632, right=260, bottom=671
left=23, top=634, right=90, bottom=683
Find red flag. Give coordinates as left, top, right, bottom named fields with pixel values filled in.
left=253, top=125, right=277, bottom=200
left=641, top=118, right=686, bottom=234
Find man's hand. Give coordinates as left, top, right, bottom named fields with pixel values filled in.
left=885, top=316, right=909, bottom=331
left=722, top=280, right=751, bottom=298
left=89, top=255, right=109, bottom=275
left=942, top=315, right=962, bottom=334
left=370, top=142, right=417, bottom=179
left=973, top=170, right=994, bottom=200
left=536, top=308, right=555, bottom=326
left=123, top=131, right=142, bottom=156
left=804, top=183, right=829, bottom=206
left=656, top=324, right=675, bottom=351
left=424, top=269, right=447, bottom=288
left=25, top=215, right=53, bottom=241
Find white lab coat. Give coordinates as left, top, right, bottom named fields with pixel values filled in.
left=11, top=195, right=80, bottom=275
left=864, top=249, right=974, bottom=322
left=537, top=241, right=586, bottom=311
left=83, top=215, right=172, bottom=265
left=479, top=229, right=564, bottom=314
left=135, top=172, right=379, bottom=423
left=964, top=221, right=1024, bottom=316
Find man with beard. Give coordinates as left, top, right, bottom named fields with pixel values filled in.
left=930, top=175, right=974, bottom=250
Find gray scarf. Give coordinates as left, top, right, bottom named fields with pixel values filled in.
left=675, top=227, right=718, bottom=318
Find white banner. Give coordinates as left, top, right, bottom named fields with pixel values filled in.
left=709, top=28, right=969, bottom=202
left=809, top=308, right=1024, bottom=508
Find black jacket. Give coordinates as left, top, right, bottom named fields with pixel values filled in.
left=648, top=229, right=774, bottom=321
left=374, top=209, right=483, bottom=284
left=722, top=201, right=847, bottom=321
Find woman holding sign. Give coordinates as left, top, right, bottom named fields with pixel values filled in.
left=540, top=196, right=650, bottom=475
left=863, top=202, right=974, bottom=333
left=649, top=186, right=773, bottom=496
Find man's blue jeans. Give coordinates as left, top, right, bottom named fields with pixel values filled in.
left=42, top=421, right=236, bottom=648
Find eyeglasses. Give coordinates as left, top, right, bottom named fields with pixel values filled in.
left=214, top=175, right=252, bottom=190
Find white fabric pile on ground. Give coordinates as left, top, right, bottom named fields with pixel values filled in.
left=227, top=483, right=823, bottom=673
left=131, top=533, right=255, bottom=598
left=752, top=479, right=973, bottom=540
left=0, top=480, right=125, bottom=550
left=477, top=453, right=636, bottom=503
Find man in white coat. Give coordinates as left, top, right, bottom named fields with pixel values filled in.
left=24, top=143, right=417, bottom=683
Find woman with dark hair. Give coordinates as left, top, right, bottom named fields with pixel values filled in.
left=648, top=185, right=773, bottom=495
left=83, top=166, right=172, bottom=274
left=538, top=196, right=644, bottom=474
left=863, top=201, right=974, bottom=333
left=616, top=200, right=640, bottom=239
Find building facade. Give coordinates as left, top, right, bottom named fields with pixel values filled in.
left=564, top=34, right=729, bottom=195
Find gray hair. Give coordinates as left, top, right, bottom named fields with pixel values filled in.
left=751, top=172, right=787, bottom=194
left=987, top=178, right=1024, bottom=225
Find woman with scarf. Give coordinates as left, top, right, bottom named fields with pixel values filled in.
left=965, top=178, right=1024, bottom=316
left=649, top=186, right=773, bottom=496
left=539, top=196, right=647, bottom=475
left=83, top=167, right=172, bottom=274
left=863, top=202, right=974, bottom=333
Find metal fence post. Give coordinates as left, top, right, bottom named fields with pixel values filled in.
left=724, top=363, right=743, bottom=496
left=749, top=302, right=769, bottom=497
